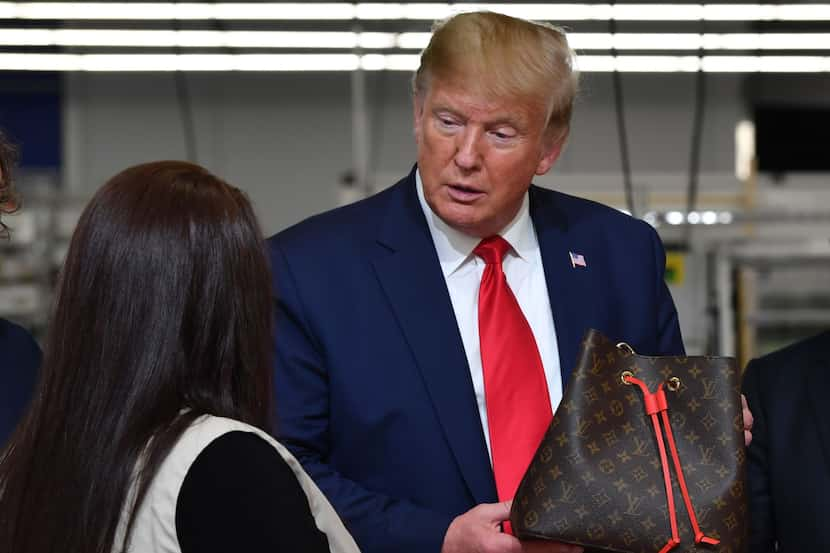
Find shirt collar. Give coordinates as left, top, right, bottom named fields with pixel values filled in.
left=415, top=168, right=533, bottom=277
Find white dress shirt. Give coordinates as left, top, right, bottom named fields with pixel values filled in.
left=416, top=170, right=563, bottom=458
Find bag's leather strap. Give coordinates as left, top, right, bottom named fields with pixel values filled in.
left=623, top=374, right=720, bottom=551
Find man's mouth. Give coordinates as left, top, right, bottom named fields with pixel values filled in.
left=446, top=183, right=485, bottom=202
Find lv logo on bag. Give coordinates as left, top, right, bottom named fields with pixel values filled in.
left=510, top=330, right=748, bottom=553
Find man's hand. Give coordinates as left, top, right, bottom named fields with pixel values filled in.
left=441, top=501, right=583, bottom=553
left=742, top=393, right=754, bottom=446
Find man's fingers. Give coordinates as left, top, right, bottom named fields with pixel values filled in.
left=473, top=500, right=512, bottom=525
left=741, top=394, right=754, bottom=446
left=551, top=544, right=584, bottom=553
left=542, top=542, right=583, bottom=553
left=518, top=539, right=584, bottom=553
left=741, top=394, right=754, bottom=430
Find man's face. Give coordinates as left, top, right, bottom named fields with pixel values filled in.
left=414, top=78, right=563, bottom=238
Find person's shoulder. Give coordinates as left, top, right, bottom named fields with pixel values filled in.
left=533, top=186, right=656, bottom=239
left=191, top=430, right=286, bottom=473
left=268, top=173, right=411, bottom=252
left=750, top=331, right=830, bottom=375
left=0, top=317, right=42, bottom=368
left=177, top=424, right=297, bottom=505
left=176, top=429, right=332, bottom=553
left=0, top=317, right=34, bottom=341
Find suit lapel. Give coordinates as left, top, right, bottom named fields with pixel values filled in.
left=370, top=172, right=497, bottom=504
left=805, top=333, right=830, bottom=473
left=530, top=186, right=592, bottom=388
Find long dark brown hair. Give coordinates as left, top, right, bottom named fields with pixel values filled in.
left=0, top=161, right=274, bottom=553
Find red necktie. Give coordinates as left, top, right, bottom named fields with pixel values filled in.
left=475, top=236, right=552, bottom=506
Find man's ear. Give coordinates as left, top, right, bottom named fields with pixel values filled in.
left=535, top=132, right=566, bottom=176
left=413, top=93, right=425, bottom=143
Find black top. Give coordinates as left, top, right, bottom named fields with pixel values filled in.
left=0, top=318, right=41, bottom=446
left=176, top=431, right=332, bottom=553
left=743, top=331, right=830, bottom=552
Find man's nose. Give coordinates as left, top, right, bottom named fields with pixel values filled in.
left=454, top=128, right=482, bottom=171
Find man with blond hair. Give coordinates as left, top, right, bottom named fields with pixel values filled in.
left=270, top=11, right=745, bottom=553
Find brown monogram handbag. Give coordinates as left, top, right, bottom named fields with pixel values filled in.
left=510, top=329, right=747, bottom=553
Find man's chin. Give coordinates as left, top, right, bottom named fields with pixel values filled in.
left=438, top=213, right=492, bottom=238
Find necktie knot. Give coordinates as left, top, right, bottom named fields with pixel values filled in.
left=474, top=235, right=511, bottom=266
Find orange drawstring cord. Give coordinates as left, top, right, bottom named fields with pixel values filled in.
left=660, top=409, right=720, bottom=546
left=623, top=374, right=719, bottom=550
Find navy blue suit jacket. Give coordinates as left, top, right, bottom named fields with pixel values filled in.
left=0, top=318, right=41, bottom=446
left=742, top=331, right=830, bottom=552
left=269, top=169, right=684, bottom=553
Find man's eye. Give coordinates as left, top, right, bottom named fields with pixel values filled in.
left=491, top=130, right=515, bottom=140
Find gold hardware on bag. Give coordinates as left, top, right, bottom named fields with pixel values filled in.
left=620, top=370, right=634, bottom=385
left=616, top=342, right=635, bottom=355
left=667, top=377, right=682, bottom=392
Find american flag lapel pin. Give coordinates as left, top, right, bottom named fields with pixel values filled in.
left=569, top=251, right=587, bottom=268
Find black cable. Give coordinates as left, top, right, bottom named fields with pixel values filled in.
left=612, top=72, right=635, bottom=216
left=368, top=61, right=388, bottom=194
left=174, top=72, right=198, bottom=163
left=685, top=20, right=707, bottom=244
left=609, top=10, right=636, bottom=217
left=172, top=16, right=198, bottom=163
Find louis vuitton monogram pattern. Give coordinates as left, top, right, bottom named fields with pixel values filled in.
left=511, top=330, right=747, bottom=553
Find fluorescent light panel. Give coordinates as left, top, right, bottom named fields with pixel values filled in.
left=0, top=53, right=363, bottom=71
left=4, top=53, right=830, bottom=72
left=579, top=55, right=830, bottom=72
left=573, top=33, right=830, bottom=50
left=0, top=30, right=398, bottom=49
left=2, top=3, right=830, bottom=21
left=6, top=30, right=830, bottom=51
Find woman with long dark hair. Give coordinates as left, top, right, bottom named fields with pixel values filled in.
left=0, top=130, right=41, bottom=447
left=0, top=161, right=359, bottom=553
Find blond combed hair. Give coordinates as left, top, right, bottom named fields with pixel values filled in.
left=413, top=11, right=579, bottom=141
